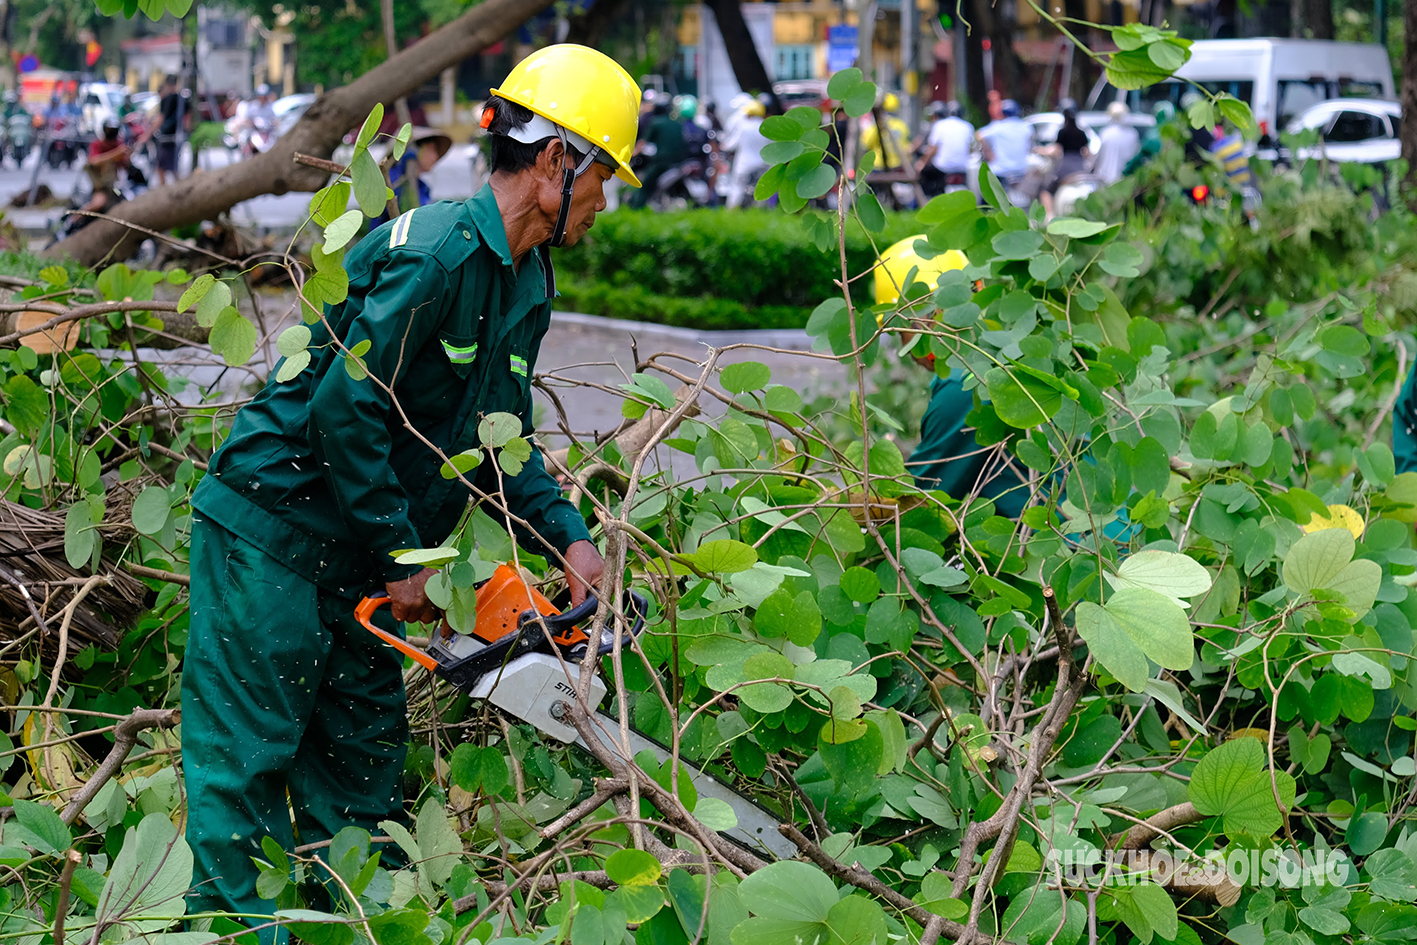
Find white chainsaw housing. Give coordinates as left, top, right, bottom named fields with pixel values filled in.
left=469, top=653, right=607, bottom=744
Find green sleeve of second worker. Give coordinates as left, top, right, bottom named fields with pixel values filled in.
left=494, top=413, right=593, bottom=558
left=308, top=249, right=452, bottom=580
left=1394, top=358, right=1417, bottom=475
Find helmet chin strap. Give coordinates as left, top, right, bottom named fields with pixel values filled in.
left=549, top=127, right=604, bottom=248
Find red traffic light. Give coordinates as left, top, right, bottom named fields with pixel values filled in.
left=1191, top=184, right=1209, bottom=202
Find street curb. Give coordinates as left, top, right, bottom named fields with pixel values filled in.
left=550, top=310, right=813, bottom=350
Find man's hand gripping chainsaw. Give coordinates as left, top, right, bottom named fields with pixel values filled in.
left=354, top=564, right=798, bottom=859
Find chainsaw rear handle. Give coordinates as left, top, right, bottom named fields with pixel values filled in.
left=353, top=595, right=440, bottom=671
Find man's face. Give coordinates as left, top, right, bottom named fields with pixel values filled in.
left=557, top=162, right=613, bottom=247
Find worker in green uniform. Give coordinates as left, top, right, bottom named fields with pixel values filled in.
left=1394, top=360, right=1417, bottom=475
left=628, top=94, right=687, bottom=208
left=181, top=44, right=642, bottom=940
left=877, top=235, right=1029, bottom=517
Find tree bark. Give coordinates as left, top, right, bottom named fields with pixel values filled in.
left=702, top=0, right=784, bottom=114
left=1403, top=0, right=1417, bottom=202
left=45, top=0, right=556, bottom=266
left=962, top=0, right=988, bottom=119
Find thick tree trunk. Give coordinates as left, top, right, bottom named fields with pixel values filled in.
left=962, top=0, right=989, bottom=121
left=46, top=0, right=556, bottom=266
left=703, top=0, right=784, bottom=114
left=1402, top=0, right=1417, bottom=202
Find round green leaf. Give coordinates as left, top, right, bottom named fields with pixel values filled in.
left=322, top=209, right=364, bottom=254
left=131, top=485, right=171, bottom=536
left=721, top=361, right=772, bottom=393
left=605, top=849, right=661, bottom=887
left=1347, top=811, right=1389, bottom=856
left=795, top=164, right=838, bottom=200
left=688, top=540, right=758, bottom=574
left=838, top=566, right=880, bottom=604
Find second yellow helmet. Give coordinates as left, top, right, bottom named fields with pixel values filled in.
left=875, top=234, right=969, bottom=306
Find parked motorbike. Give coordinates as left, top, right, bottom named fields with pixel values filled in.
left=3, top=114, right=33, bottom=167
left=645, top=158, right=716, bottom=211
left=44, top=117, right=81, bottom=169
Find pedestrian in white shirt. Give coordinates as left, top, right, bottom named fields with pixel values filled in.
left=917, top=100, right=974, bottom=197
left=1092, top=101, right=1142, bottom=184
left=724, top=99, right=769, bottom=209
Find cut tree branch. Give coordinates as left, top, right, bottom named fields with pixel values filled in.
left=60, top=708, right=180, bottom=825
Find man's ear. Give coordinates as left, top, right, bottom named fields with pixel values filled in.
left=538, top=138, right=566, bottom=181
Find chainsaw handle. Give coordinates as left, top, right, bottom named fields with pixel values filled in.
left=555, top=589, right=648, bottom=656
left=354, top=596, right=440, bottom=671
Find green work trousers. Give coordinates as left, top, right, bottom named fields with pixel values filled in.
left=910, top=374, right=1028, bottom=519
left=182, top=515, right=409, bottom=942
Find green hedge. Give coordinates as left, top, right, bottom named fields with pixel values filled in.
left=556, top=209, right=919, bottom=329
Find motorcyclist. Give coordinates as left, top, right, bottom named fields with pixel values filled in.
left=2, top=91, right=24, bottom=123
left=1040, top=103, right=1089, bottom=217
left=1092, top=101, right=1141, bottom=184
left=976, top=98, right=1033, bottom=184
left=629, top=95, right=686, bottom=207
left=918, top=100, right=973, bottom=197
left=80, top=118, right=131, bottom=216
left=723, top=99, right=769, bottom=209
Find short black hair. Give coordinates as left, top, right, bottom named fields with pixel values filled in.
left=482, top=95, right=586, bottom=175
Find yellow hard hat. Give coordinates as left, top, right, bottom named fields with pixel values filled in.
left=875, top=234, right=968, bottom=305
left=491, top=44, right=643, bottom=187
left=743, top=100, right=766, bottom=118
left=883, top=92, right=901, bottom=112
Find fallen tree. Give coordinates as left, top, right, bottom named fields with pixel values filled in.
left=44, top=0, right=556, bottom=267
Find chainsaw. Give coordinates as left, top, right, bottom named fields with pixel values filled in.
left=355, top=565, right=797, bottom=860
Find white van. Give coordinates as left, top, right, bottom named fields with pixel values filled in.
left=1086, top=39, right=1395, bottom=133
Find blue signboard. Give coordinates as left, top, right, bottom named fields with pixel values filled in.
left=827, top=25, right=858, bottom=73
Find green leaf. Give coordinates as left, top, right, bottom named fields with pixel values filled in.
left=131, top=485, right=172, bottom=536
left=1107, top=46, right=1184, bottom=90
left=693, top=796, right=738, bottom=831
left=838, top=566, right=880, bottom=604
left=356, top=103, right=384, bottom=151
left=607, top=885, right=664, bottom=924
left=11, top=799, right=70, bottom=855
left=414, top=798, right=462, bottom=888
left=824, top=896, right=886, bottom=945
left=1325, top=558, right=1381, bottom=621
left=1046, top=218, right=1111, bottom=238
left=761, top=141, right=806, bottom=164
left=1347, top=811, right=1389, bottom=856
left=842, top=83, right=876, bottom=118
left=276, top=351, right=312, bottom=382
left=1074, top=588, right=1193, bottom=692
left=796, top=164, right=838, bottom=200
left=739, top=860, right=837, bottom=924
left=1188, top=737, right=1296, bottom=836
left=985, top=367, right=1062, bottom=428
left=176, top=273, right=214, bottom=313
left=64, top=502, right=96, bottom=570
left=440, top=449, right=483, bottom=480
left=1216, top=96, right=1256, bottom=133
left=277, top=325, right=312, bottom=358
left=392, top=547, right=459, bottom=566
left=1115, top=881, right=1177, bottom=944
left=762, top=116, right=807, bottom=141
left=827, top=68, right=863, bottom=100
left=193, top=279, right=232, bottom=328
left=96, top=813, right=191, bottom=931
left=1107, top=550, right=1212, bottom=604
left=1283, top=527, right=1355, bottom=594
left=688, top=539, right=758, bottom=574
left=391, top=124, right=413, bottom=161
left=604, top=849, right=661, bottom=887
left=323, top=209, right=364, bottom=254
left=992, top=229, right=1045, bottom=260
left=478, top=412, right=521, bottom=448
left=448, top=744, right=509, bottom=796
left=352, top=150, right=387, bottom=217
left=856, top=191, right=886, bottom=233
left=722, top=361, right=772, bottom=393
left=210, top=308, right=258, bottom=367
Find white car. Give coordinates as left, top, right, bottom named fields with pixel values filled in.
left=79, top=82, right=132, bottom=133
left=1282, top=98, right=1399, bottom=164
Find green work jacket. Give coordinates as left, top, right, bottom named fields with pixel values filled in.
left=1395, top=360, right=1417, bottom=476
left=192, top=185, right=592, bottom=597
